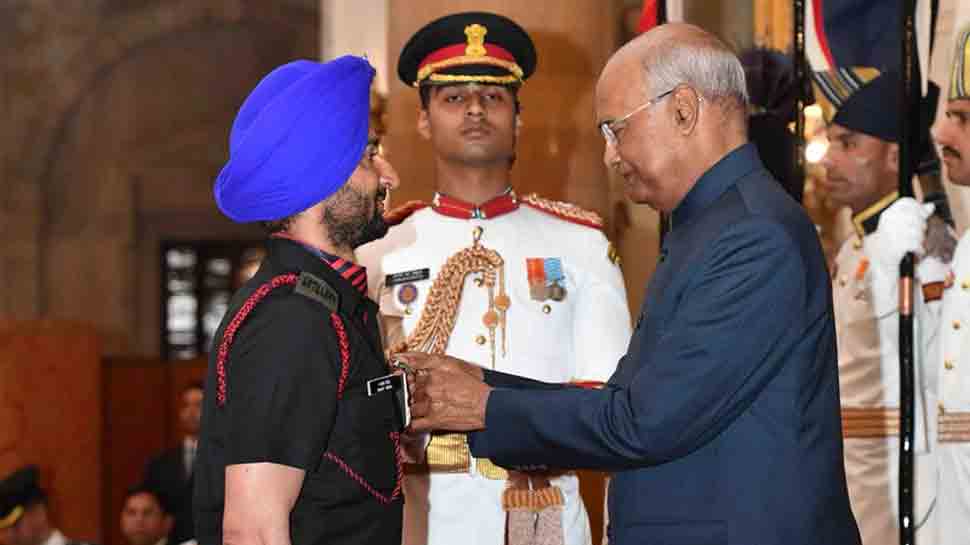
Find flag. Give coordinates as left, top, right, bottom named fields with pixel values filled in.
left=806, top=0, right=934, bottom=90
left=636, top=0, right=684, bottom=34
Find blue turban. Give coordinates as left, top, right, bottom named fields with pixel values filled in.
left=214, top=56, right=375, bottom=222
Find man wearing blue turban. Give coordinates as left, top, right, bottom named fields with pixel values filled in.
left=194, top=56, right=404, bottom=545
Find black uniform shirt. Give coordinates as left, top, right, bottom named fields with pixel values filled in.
left=194, top=237, right=402, bottom=545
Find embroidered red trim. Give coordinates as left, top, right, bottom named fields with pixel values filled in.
left=432, top=192, right=519, bottom=220
left=418, top=43, right=516, bottom=72
left=216, top=273, right=298, bottom=407
left=521, top=197, right=603, bottom=230
left=331, top=313, right=351, bottom=399
left=323, top=435, right=404, bottom=505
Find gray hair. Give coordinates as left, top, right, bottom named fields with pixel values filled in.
left=643, top=39, right=749, bottom=107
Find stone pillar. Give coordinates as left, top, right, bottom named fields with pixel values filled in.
left=753, top=0, right=792, bottom=51
left=320, top=0, right=390, bottom=93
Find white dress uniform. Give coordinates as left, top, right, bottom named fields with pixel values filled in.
left=933, top=230, right=970, bottom=545
left=357, top=192, right=631, bottom=545
left=831, top=196, right=937, bottom=545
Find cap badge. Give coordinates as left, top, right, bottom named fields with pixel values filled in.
left=464, top=24, right=488, bottom=57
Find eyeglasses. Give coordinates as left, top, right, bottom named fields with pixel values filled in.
left=599, top=89, right=675, bottom=147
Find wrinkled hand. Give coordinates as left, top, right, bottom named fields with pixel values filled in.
left=395, top=352, right=490, bottom=432
left=867, top=197, right=934, bottom=271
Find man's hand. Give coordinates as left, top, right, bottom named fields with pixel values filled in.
left=395, top=352, right=491, bottom=432
left=396, top=351, right=485, bottom=381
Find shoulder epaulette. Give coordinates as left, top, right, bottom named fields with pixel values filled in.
left=293, top=271, right=340, bottom=312
left=383, top=200, right=429, bottom=227
left=520, top=193, right=603, bottom=230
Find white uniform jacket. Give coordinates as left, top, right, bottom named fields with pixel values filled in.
left=832, top=199, right=938, bottom=545
left=932, top=230, right=970, bottom=545
left=357, top=196, right=631, bottom=545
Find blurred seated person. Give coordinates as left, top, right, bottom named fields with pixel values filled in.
left=0, top=466, right=93, bottom=545
left=119, top=487, right=172, bottom=545
left=739, top=47, right=802, bottom=202
left=143, top=382, right=202, bottom=545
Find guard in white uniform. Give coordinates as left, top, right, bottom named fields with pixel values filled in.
left=880, top=24, right=970, bottom=545
left=815, top=69, right=943, bottom=545
left=357, top=11, right=630, bottom=545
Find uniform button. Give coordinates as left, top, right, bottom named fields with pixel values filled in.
left=853, top=239, right=863, bottom=250
left=939, top=402, right=945, bottom=415
left=475, top=335, right=487, bottom=345
left=542, top=304, right=552, bottom=314
left=944, top=359, right=955, bottom=370
left=963, top=279, right=970, bottom=290
left=954, top=320, right=961, bottom=330
left=404, top=307, right=413, bottom=315
left=839, top=275, right=848, bottom=287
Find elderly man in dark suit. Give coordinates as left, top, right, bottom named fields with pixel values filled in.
left=143, top=382, right=202, bottom=545
left=402, top=23, right=861, bottom=545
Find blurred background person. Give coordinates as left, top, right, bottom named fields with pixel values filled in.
left=118, top=487, right=172, bottom=545
left=142, top=383, right=202, bottom=545
left=739, top=46, right=802, bottom=202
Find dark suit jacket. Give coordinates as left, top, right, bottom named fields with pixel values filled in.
left=469, top=144, right=861, bottom=545
left=144, top=444, right=194, bottom=545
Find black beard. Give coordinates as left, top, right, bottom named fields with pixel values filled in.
left=321, top=185, right=388, bottom=249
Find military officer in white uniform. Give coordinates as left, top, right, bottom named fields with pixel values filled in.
left=357, top=12, right=630, bottom=545
left=876, top=24, right=970, bottom=545
left=814, top=69, right=943, bottom=545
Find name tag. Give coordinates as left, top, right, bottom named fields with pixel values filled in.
left=386, top=268, right=430, bottom=287
left=366, top=372, right=411, bottom=431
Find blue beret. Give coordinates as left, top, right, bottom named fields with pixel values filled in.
left=214, top=56, right=376, bottom=222
left=831, top=70, right=900, bottom=142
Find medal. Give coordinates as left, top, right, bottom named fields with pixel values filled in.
left=397, top=283, right=418, bottom=315
left=526, top=257, right=567, bottom=302
left=526, top=258, right=549, bottom=301
left=544, top=258, right=566, bottom=302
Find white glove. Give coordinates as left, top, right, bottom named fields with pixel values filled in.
left=865, top=197, right=934, bottom=272
left=916, top=255, right=948, bottom=284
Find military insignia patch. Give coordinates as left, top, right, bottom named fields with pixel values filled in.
left=397, top=283, right=418, bottom=316
left=294, top=272, right=339, bottom=312
left=397, top=283, right=418, bottom=305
